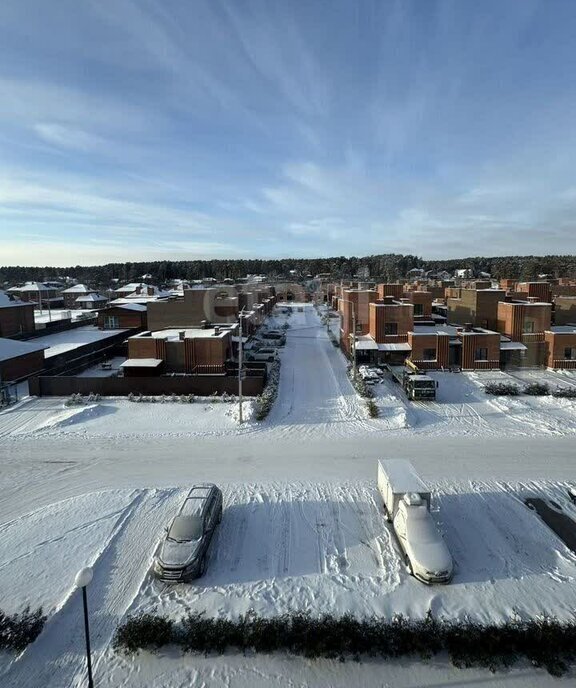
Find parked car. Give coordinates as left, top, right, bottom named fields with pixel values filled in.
left=358, top=365, right=380, bottom=384
left=258, top=331, right=286, bottom=346
left=153, top=484, right=223, bottom=582
left=393, top=493, right=453, bottom=584
left=377, top=460, right=453, bottom=584
left=245, top=347, right=278, bottom=362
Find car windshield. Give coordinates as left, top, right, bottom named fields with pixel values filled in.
left=167, top=516, right=202, bottom=542
left=406, top=512, right=439, bottom=544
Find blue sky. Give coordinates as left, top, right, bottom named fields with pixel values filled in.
left=1, top=0, right=576, bottom=266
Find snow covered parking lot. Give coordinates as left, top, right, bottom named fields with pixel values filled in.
left=2, top=480, right=576, bottom=687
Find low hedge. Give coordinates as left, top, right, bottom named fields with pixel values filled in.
left=366, top=399, right=379, bottom=418
left=113, top=610, right=576, bottom=676
left=0, top=607, right=46, bottom=651
left=523, top=382, right=550, bottom=396
left=255, top=359, right=281, bottom=421
left=553, top=387, right=576, bottom=398
left=484, top=382, right=520, bottom=396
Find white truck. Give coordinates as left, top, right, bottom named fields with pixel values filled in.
left=377, top=460, right=453, bottom=584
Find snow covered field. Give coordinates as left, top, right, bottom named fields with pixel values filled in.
left=2, top=304, right=576, bottom=686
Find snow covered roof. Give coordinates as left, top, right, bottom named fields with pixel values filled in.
left=62, top=284, right=94, bottom=294
left=500, top=341, right=528, bottom=351
left=75, top=293, right=107, bottom=303
left=0, top=337, right=47, bottom=362
left=7, top=282, right=52, bottom=292
left=547, top=326, right=576, bottom=334
left=114, top=282, right=154, bottom=294
left=106, top=303, right=147, bottom=312
left=378, top=342, right=412, bottom=351
left=0, top=291, right=28, bottom=308
left=355, top=336, right=378, bottom=351
left=120, top=358, right=163, bottom=368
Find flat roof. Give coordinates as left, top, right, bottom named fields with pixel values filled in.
left=547, top=326, right=576, bottom=334
left=0, top=337, right=48, bottom=362
left=120, top=358, right=163, bottom=368
left=377, top=342, right=412, bottom=352
left=141, top=327, right=233, bottom=341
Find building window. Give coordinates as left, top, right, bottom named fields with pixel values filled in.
left=565, top=347, right=576, bottom=360
left=104, top=315, right=120, bottom=329
left=523, top=320, right=535, bottom=333
left=422, top=348, right=436, bottom=361
left=413, top=304, right=423, bottom=316
left=384, top=322, right=398, bottom=335
left=475, top=347, right=488, bottom=361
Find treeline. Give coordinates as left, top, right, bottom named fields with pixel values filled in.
left=1, top=254, right=575, bottom=287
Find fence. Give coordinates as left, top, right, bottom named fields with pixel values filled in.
left=29, top=373, right=265, bottom=397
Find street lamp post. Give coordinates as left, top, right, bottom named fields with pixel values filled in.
left=238, top=307, right=245, bottom=424
left=339, top=298, right=357, bottom=378
left=75, top=567, right=94, bottom=688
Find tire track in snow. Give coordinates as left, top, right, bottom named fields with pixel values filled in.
left=2, top=488, right=181, bottom=688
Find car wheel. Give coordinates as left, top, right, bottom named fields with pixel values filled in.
left=199, top=555, right=207, bottom=577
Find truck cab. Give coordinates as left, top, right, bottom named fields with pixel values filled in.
left=403, top=372, right=437, bottom=400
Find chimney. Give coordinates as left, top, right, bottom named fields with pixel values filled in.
left=179, top=330, right=186, bottom=341
left=464, top=323, right=473, bottom=332
left=214, top=326, right=220, bottom=336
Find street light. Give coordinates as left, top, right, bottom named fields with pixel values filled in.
left=238, top=307, right=245, bottom=423
left=338, top=298, right=357, bottom=378
left=75, top=567, right=94, bottom=688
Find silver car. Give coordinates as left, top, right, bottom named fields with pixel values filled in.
left=153, top=484, right=222, bottom=582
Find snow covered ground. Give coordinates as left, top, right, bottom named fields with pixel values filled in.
left=2, top=303, right=576, bottom=686
left=2, top=480, right=576, bottom=687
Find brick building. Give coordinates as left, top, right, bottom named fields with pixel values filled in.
left=61, top=284, right=99, bottom=309
left=97, top=304, right=147, bottom=330
left=497, top=300, right=552, bottom=366
left=447, top=288, right=505, bottom=331
left=544, top=326, right=576, bottom=369
left=126, top=324, right=236, bottom=375
left=6, top=282, right=63, bottom=308
left=0, top=291, right=35, bottom=337
left=0, top=338, right=46, bottom=381
left=147, top=288, right=239, bottom=331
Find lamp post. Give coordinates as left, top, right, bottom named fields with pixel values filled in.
left=238, top=307, right=245, bottom=424
left=339, top=298, right=357, bottom=378
left=75, top=567, right=94, bottom=688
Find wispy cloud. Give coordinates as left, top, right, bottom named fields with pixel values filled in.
left=1, top=0, right=576, bottom=265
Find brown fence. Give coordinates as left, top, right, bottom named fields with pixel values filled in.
left=29, top=374, right=265, bottom=397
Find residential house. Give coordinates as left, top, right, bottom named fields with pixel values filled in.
left=75, top=293, right=108, bottom=310
left=554, top=296, right=576, bottom=325
left=147, top=288, right=239, bottom=331
left=447, top=288, right=505, bottom=331
left=62, top=284, right=99, bottom=309
left=6, top=282, right=63, bottom=308
left=545, top=326, right=576, bottom=369
left=497, top=300, right=552, bottom=366
left=125, top=324, right=237, bottom=376
left=0, top=291, right=35, bottom=337
left=97, top=304, right=147, bottom=330
left=0, top=338, right=47, bottom=381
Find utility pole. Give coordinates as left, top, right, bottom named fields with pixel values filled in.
left=238, top=307, right=244, bottom=423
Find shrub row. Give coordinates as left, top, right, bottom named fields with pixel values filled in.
left=113, top=610, right=576, bottom=676
left=127, top=392, right=237, bottom=404
left=255, top=359, right=281, bottom=421
left=0, top=607, right=46, bottom=652
left=64, top=393, right=101, bottom=406
left=485, top=382, right=576, bottom=398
